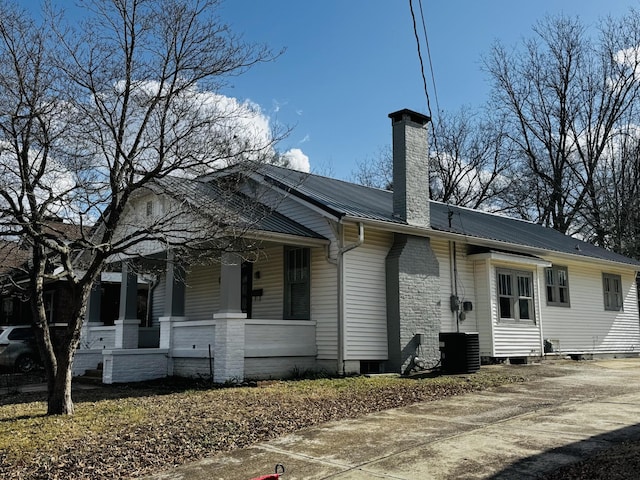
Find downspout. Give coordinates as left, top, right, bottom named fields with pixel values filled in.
left=337, top=222, right=364, bottom=375
left=452, top=241, right=460, bottom=333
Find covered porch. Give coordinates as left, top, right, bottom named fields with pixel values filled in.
left=76, top=235, right=330, bottom=384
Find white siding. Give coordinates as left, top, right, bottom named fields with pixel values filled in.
left=493, top=324, right=542, bottom=357
left=487, top=260, right=543, bottom=357
left=312, top=247, right=338, bottom=359
left=538, top=258, right=640, bottom=355
left=343, top=226, right=392, bottom=360
left=431, top=239, right=478, bottom=334
left=251, top=247, right=283, bottom=319
left=472, top=260, right=494, bottom=356
left=151, top=272, right=166, bottom=327
left=184, top=264, right=219, bottom=321
left=245, top=320, right=316, bottom=357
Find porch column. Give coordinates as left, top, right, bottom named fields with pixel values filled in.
left=115, top=262, right=140, bottom=349
left=86, top=280, right=102, bottom=324
left=159, top=252, right=188, bottom=353
left=81, top=280, right=103, bottom=348
left=213, top=251, right=246, bottom=383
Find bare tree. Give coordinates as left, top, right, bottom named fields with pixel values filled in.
left=485, top=12, right=640, bottom=236
left=430, top=108, right=514, bottom=211
left=351, top=145, right=393, bottom=190
left=0, top=0, right=281, bottom=415
left=350, top=108, right=514, bottom=211
left=590, top=123, right=640, bottom=258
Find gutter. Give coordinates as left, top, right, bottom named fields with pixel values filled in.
left=340, top=215, right=640, bottom=270
left=336, top=221, right=364, bottom=375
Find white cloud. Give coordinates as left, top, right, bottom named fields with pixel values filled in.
left=299, top=134, right=310, bottom=144
left=281, top=148, right=310, bottom=172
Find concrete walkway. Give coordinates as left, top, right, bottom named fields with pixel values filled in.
left=146, top=359, right=640, bottom=480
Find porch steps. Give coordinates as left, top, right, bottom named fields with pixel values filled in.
left=76, top=362, right=104, bottom=384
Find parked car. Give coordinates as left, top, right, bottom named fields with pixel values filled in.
left=0, top=325, right=40, bottom=373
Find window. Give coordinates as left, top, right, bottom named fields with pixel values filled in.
left=603, top=273, right=623, bottom=311
left=497, top=269, right=534, bottom=323
left=146, top=201, right=153, bottom=217
left=8, top=327, right=34, bottom=341
left=284, top=247, right=310, bottom=319
left=545, top=265, right=570, bottom=307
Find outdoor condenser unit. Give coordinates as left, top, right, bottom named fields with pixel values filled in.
left=439, top=332, right=480, bottom=374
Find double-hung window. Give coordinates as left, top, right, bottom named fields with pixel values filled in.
left=284, top=247, right=310, bottom=319
left=545, top=265, right=570, bottom=307
left=497, top=268, right=534, bottom=323
left=603, top=273, right=623, bottom=311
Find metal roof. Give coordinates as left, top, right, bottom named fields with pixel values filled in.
left=258, top=164, right=640, bottom=268
left=155, top=175, right=325, bottom=240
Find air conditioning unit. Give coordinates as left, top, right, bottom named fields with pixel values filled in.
left=439, top=332, right=480, bottom=374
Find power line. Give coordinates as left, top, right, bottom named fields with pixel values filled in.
left=408, top=0, right=440, bottom=155
left=417, top=0, right=441, bottom=117
left=409, top=0, right=432, bottom=118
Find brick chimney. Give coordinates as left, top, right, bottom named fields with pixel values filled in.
left=386, top=108, right=439, bottom=374
left=388, top=109, right=431, bottom=227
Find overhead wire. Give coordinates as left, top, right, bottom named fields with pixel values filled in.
left=408, top=0, right=440, bottom=156
left=417, top=0, right=441, bottom=117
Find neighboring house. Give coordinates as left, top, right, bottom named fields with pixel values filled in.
left=76, top=108, right=640, bottom=384
left=0, top=224, right=149, bottom=336
left=0, top=240, right=31, bottom=324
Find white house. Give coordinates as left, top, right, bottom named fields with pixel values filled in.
left=75, top=109, right=640, bottom=383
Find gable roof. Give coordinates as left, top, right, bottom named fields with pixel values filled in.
left=0, top=240, right=29, bottom=275
left=155, top=175, right=326, bottom=241
left=257, top=164, right=640, bottom=268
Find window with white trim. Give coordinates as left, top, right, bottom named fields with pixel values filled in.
left=497, top=268, right=534, bottom=323
left=603, top=273, right=623, bottom=311
left=284, top=247, right=310, bottom=320
left=545, top=265, right=570, bottom=307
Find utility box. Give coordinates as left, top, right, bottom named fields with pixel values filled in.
left=439, top=332, right=480, bottom=374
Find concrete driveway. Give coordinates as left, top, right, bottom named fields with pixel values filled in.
left=145, top=359, right=640, bottom=480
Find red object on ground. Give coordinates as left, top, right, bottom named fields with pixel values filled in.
left=249, top=463, right=285, bottom=479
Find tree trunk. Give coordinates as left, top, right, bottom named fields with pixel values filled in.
left=46, top=284, right=92, bottom=415
left=47, top=355, right=75, bottom=415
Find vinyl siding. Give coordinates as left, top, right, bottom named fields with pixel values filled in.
left=251, top=247, right=283, bottom=319
left=245, top=320, right=316, bottom=357
left=472, top=259, right=494, bottom=356
left=184, top=263, right=220, bottom=321
left=488, top=260, right=543, bottom=357
left=431, top=239, right=478, bottom=334
left=312, top=247, right=338, bottom=359
left=538, top=258, right=640, bottom=355
left=493, top=324, right=542, bottom=357
left=343, top=225, right=392, bottom=360
left=182, top=248, right=284, bottom=321
left=150, top=273, right=166, bottom=327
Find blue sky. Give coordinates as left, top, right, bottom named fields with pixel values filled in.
left=218, top=0, right=640, bottom=179
left=24, top=1, right=640, bottom=179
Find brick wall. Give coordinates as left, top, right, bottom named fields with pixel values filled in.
left=386, top=234, right=441, bottom=373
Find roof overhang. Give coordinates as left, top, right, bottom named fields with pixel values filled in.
left=468, top=251, right=552, bottom=268
left=339, top=216, right=640, bottom=271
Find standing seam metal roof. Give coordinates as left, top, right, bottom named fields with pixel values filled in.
left=258, top=164, right=640, bottom=268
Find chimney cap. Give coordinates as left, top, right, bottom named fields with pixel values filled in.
left=388, top=109, right=430, bottom=125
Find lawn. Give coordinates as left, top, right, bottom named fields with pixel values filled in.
left=0, top=365, right=563, bottom=479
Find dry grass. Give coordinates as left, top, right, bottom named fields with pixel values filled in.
left=0, top=365, right=569, bottom=479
